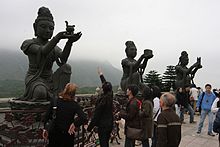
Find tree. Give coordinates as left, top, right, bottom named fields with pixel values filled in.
left=143, top=70, right=162, bottom=88
left=162, top=65, right=176, bottom=92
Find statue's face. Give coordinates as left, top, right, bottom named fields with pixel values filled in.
left=126, top=47, right=137, bottom=58
left=181, top=57, right=189, bottom=66
left=35, top=20, right=54, bottom=40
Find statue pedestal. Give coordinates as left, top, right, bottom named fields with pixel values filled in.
left=9, top=98, right=49, bottom=110
left=114, top=92, right=127, bottom=109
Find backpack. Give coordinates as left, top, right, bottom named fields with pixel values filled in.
left=130, top=98, right=142, bottom=110
left=136, top=98, right=142, bottom=110
left=198, top=92, right=205, bottom=113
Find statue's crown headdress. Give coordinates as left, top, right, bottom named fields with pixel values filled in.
left=35, top=7, right=54, bottom=23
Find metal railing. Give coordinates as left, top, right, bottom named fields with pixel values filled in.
left=0, top=107, right=97, bottom=147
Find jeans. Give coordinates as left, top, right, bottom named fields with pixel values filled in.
left=197, top=109, right=214, bottom=133
left=125, top=137, right=135, bottom=147
left=180, top=104, right=194, bottom=123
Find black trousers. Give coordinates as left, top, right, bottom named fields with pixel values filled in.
left=48, top=129, right=75, bottom=147
left=151, top=123, right=157, bottom=147
left=98, top=127, right=112, bottom=147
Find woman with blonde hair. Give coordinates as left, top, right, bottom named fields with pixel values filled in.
left=43, top=83, right=87, bottom=147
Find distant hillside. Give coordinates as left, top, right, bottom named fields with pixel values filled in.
left=0, top=50, right=122, bottom=87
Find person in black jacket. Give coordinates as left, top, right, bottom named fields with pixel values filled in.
left=175, top=87, right=188, bottom=122
left=87, top=67, right=113, bottom=147
left=213, top=109, right=220, bottom=146
left=176, top=85, right=195, bottom=124
left=43, top=83, right=87, bottom=147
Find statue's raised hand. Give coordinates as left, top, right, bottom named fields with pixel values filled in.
left=192, top=57, right=202, bottom=68
left=143, top=49, right=153, bottom=59
left=55, top=31, right=82, bottom=42
left=142, top=53, right=153, bottom=59
left=68, top=32, right=82, bottom=43
left=196, top=57, right=202, bottom=68
left=55, top=31, right=71, bottom=40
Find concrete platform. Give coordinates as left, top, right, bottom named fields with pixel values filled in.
left=109, top=114, right=219, bottom=147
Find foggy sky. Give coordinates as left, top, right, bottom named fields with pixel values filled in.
left=1, top=0, right=220, bottom=88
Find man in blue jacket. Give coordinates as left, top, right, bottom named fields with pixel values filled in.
left=196, top=84, right=216, bottom=136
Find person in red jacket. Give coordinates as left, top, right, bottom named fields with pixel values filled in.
left=119, top=84, right=142, bottom=147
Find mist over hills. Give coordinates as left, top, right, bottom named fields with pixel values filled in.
left=0, top=50, right=122, bottom=87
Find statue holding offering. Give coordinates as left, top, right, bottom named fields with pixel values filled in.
left=120, top=41, right=153, bottom=91
left=19, top=7, right=82, bottom=101
left=175, top=51, right=202, bottom=88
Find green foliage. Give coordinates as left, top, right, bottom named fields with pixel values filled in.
left=144, top=70, right=163, bottom=89
left=76, top=87, right=96, bottom=94
left=0, top=80, right=24, bottom=98
left=0, top=79, right=119, bottom=97
left=77, top=86, right=119, bottom=94
left=162, top=65, right=176, bottom=92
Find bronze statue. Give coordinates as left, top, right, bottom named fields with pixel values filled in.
left=175, top=51, right=202, bottom=88
left=120, top=41, right=153, bottom=91
left=19, top=7, right=82, bottom=101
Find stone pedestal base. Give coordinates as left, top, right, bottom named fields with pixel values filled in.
left=9, top=98, right=49, bottom=110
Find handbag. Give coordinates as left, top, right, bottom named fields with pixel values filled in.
left=45, top=97, right=57, bottom=134
left=126, top=126, right=144, bottom=140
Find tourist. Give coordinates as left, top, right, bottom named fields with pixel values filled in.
left=140, top=86, right=153, bottom=147
left=176, top=85, right=195, bottom=123
left=151, top=86, right=161, bottom=147
left=87, top=67, right=113, bottom=147
left=211, top=90, right=220, bottom=117
left=213, top=109, right=220, bottom=146
left=43, top=83, right=87, bottom=147
left=20, top=7, right=82, bottom=101
left=189, top=84, right=199, bottom=111
left=156, top=93, right=181, bottom=147
left=196, top=84, right=216, bottom=136
left=175, top=87, right=187, bottom=122
left=119, top=84, right=142, bottom=147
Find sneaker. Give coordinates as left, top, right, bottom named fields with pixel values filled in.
left=207, top=132, right=215, bottom=136
left=196, top=131, right=201, bottom=134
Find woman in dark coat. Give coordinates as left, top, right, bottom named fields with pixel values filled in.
left=43, top=83, right=87, bottom=147
left=87, top=67, right=113, bottom=147
left=140, top=86, right=153, bottom=147
left=175, top=87, right=188, bottom=122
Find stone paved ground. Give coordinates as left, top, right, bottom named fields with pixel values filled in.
left=109, top=114, right=219, bottom=147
